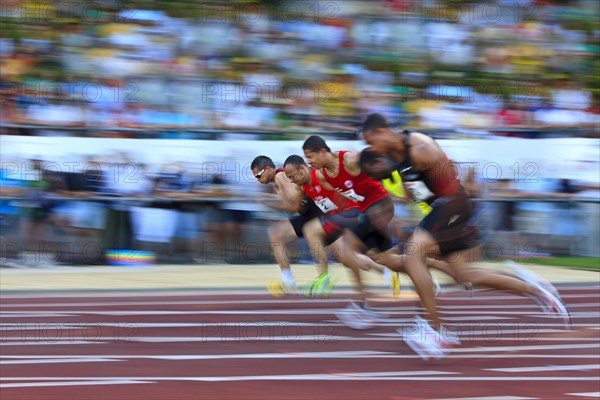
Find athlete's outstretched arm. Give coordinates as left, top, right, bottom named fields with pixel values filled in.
left=266, top=174, right=305, bottom=212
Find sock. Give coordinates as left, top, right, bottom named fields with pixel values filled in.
left=281, top=268, right=295, bottom=287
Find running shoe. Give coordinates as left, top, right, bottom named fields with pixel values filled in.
left=336, top=301, right=379, bottom=330
left=532, top=286, right=572, bottom=328
left=303, top=272, right=334, bottom=298
left=361, top=302, right=389, bottom=321
left=400, top=316, right=461, bottom=361
left=267, top=280, right=296, bottom=298
left=504, top=260, right=559, bottom=298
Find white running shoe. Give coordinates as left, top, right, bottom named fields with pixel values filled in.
left=400, top=316, right=460, bottom=361
left=361, top=303, right=389, bottom=321
left=336, top=302, right=379, bottom=330
left=533, top=286, right=572, bottom=328
left=504, top=260, right=560, bottom=298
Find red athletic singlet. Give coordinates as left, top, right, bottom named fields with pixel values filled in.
left=302, top=168, right=358, bottom=215
left=322, top=151, right=389, bottom=212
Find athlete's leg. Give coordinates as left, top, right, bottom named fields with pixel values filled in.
left=356, top=252, right=386, bottom=274
left=301, top=218, right=329, bottom=276
left=446, top=246, right=546, bottom=297
left=267, top=220, right=298, bottom=287
left=330, top=233, right=369, bottom=304
left=404, top=228, right=444, bottom=330
left=366, top=197, right=395, bottom=236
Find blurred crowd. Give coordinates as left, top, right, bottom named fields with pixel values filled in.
left=0, top=0, right=599, bottom=137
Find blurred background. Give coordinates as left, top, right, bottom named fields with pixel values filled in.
left=0, top=0, right=598, bottom=267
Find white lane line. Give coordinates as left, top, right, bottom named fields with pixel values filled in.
left=0, top=341, right=104, bottom=346
left=0, top=309, right=572, bottom=316
left=432, top=397, right=537, bottom=400
left=441, top=316, right=516, bottom=321
left=0, top=299, right=353, bottom=308
left=371, top=334, right=597, bottom=342
left=0, top=314, right=71, bottom=318
left=441, top=293, right=600, bottom=301
left=535, top=313, right=599, bottom=319
left=0, top=380, right=150, bottom=388
left=3, top=337, right=597, bottom=349
left=565, top=393, right=600, bottom=398
left=451, top=343, right=600, bottom=353
left=0, top=376, right=597, bottom=382
left=1, top=322, right=597, bottom=331
left=329, top=321, right=599, bottom=328
left=0, top=358, right=122, bottom=365
left=484, top=364, right=599, bottom=373
left=0, top=321, right=328, bottom=329
left=0, top=350, right=598, bottom=361
left=0, top=310, right=352, bottom=316
left=1, top=351, right=390, bottom=361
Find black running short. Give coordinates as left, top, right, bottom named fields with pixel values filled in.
left=417, top=194, right=480, bottom=256
left=321, top=208, right=360, bottom=246
left=351, top=197, right=394, bottom=252
left=290, top=197, right=323, bottom=237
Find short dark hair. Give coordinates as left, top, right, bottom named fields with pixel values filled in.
left=302, top=135, right=331, bottom=153
left=283, top=155, right=307, bottom=168
left=251, top=155, right=275, bottom=170
left=362, top=113, right=389, bottom=133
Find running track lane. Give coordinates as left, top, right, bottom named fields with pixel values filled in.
left=1, top=287, right=599, bottom=400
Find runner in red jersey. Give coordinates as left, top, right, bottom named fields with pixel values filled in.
left=283, top=155, right=360, bottom=249
left=251, top=155, right=327, bottom=296
left=302, top=135, right=397, bottom=270
left=361, top=113, right=571, bottom=361
left=321, top=150, right=389, bottom=212
left=284, top=155, right=384, bottom=325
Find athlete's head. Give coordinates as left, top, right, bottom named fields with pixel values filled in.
left=361, top=113, right=395, bottom=155
left=283, top=155, right=310, bottom=186
left=359, top=148, right=395, bottom=181
left=302, top=135, right=331, bottom=169
left=250, top=155, right=276, bottom=184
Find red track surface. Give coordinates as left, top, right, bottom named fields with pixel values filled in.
left=1, top=286, right=599, bottom=400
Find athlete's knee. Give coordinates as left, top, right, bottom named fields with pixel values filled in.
left=267, top=224, right=280, bottom=240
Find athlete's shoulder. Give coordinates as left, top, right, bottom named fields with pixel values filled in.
left=409, top=134, right=444, bottom=167
left=410, top=131, right=436, bottom=147
left=273, top=170, right=291, bottom=189
left=342, top=150, right=361, bottom=174
left=274, top=170, right=291, bottom=184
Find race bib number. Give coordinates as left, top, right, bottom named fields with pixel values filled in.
left=315, top=197, right=338, bottom=214
left=405, top=181, right=434, bottom=202
left=341, top=188, right=365, bottom=202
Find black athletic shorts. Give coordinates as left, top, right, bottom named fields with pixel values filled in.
left=351, top=198, right=394, bottom=252
left=321, top=208, right=360, bottom=246
left=290, top=197, right=323, bottom=237
left=417, top=193, right=480, bottom=256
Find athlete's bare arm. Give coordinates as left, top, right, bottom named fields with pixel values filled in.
left=266, top=172, right=305, bottom=212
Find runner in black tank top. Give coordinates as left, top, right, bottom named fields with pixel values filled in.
left=361, top=113, right=571, bottom=361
